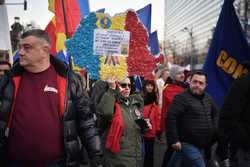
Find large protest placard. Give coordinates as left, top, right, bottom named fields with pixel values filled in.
left=66, top=10, right=158, bottom=80
left=93, top=29, right=130, bottom=56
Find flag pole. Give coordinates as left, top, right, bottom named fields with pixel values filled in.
left=61, top=0, right=73, bottom=70
left=61, top=0, right=69, bottom=37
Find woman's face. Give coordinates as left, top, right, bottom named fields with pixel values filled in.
left=174, top=72, right=185, bottom=82
left=146, top=83, right=154, bottom=93
left=162, top=70, right=170, bottom=81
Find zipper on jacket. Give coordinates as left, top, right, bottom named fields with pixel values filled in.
left=62, top=72, right=69, bottom=162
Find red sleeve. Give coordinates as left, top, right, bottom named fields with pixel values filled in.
left=160, top=87, right=168, bottom=132
left=143, top=105, right=151, bottom=118
left=154, top=104, right=162, bottom=131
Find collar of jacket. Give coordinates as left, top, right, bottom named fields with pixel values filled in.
left=10, top=55, right=69, bottom=78
left=118, top=96, right=135, bottom=106
left=129, top=94, right=144, bottom=109
left=171, top=80, right=187, bottom=88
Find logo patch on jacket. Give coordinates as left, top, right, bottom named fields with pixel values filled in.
left=43, top=85, right=58, bottom=93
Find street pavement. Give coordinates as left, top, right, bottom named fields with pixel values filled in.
left=81, top=141, right=167, bottom=167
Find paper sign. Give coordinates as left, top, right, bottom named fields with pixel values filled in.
left=93, top=29, right=130, bottom=56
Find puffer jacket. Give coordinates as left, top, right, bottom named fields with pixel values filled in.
left=97, top=88, right=144, bottom=167
left=0, top=56, right=102, bottom=167
left=166, top=89, right=218, bottom=149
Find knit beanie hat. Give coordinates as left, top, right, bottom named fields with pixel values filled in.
left=169, top=65, right=184, bottom=80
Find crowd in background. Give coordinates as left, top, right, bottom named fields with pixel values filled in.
left=1, top=29, right=250, bottom=167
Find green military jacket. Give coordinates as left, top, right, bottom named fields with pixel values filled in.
left=97, top=88, right=144, bottom=167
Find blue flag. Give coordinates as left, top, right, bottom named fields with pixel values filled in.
left=13, top=51, right=20, bottom=62
left=96, top=8, right=105, bottom=13
left=137, top=4, right=151, bottom=33
left=56, top=50, right=70, bottom=64
left=78, top=0, right=90, bottom=16
left=203, top=0, right=250, bottom=107
left=134, top=75, right=143, bottom=93
left=149, top=31, right=160, bottom=55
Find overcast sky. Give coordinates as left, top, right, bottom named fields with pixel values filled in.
left=6, top=0, right=164, bottom=39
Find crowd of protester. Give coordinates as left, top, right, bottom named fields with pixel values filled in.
left=1, top=29, right=249, bottom=167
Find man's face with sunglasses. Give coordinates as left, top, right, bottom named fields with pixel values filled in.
left=119, top=78, right=131, bottom=98
left=0, top=63, right=10, bottom=78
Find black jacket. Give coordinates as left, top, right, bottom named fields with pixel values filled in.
left=166, top=89, right=218, bottom=148
left=219, top=73, right=250, bottom=150
left=0, top=56, right=102, bottom=167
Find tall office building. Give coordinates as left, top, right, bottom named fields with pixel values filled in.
left=164, top=0, right=250, bottom=67
left=235, top=0, right=250, bottom=36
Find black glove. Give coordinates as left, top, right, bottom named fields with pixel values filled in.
left=135, top=118, right=150, bottom=133
left=89, top=156, right=105, bottom=167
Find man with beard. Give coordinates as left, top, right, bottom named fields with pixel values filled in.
left=166, top=71, right=218, bottom=167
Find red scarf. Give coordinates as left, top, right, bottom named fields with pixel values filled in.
left=105, top=102, right=125, bottom=153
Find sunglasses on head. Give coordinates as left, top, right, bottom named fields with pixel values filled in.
left=120, top=83, right=131, bottom=88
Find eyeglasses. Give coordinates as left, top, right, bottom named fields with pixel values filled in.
left=120, top=83, right=131, bottom=88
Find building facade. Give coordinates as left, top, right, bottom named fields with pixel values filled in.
left=164, top=0, right=250, bottom=68
left=235, top=0, right=250, bottom=38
